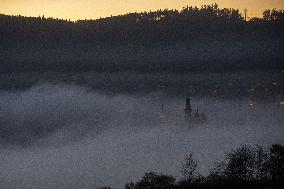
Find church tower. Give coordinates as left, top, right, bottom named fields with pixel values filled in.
left=184, top=98, right=192, bottom=117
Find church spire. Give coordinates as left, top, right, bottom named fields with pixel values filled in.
left=184, top=97, right=192, bottom=117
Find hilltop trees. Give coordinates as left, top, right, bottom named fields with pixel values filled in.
left=120, top=144, right=284, bottom=189
left=1, top=4, right=283, bottom=47
left=263, top=9, right=284, bottom=21
left=0, top=4, right=283, bottom=73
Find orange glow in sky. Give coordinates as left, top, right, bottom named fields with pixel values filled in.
left=0, top=0, right=284, bottom=20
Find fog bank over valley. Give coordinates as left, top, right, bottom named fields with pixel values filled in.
left=0, top=83, right=283, bottom=188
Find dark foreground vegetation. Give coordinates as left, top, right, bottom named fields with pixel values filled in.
left=0, top=4, right=284, bottom=73
left=98, top=144, right=284, bottom=189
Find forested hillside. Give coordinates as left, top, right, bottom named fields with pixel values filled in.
left=0, top=4, right=283, bottom=73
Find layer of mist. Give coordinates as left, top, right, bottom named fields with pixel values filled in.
left=0, top=71, right=283, bottom=99
left=0, top=84, right=283, bottom=188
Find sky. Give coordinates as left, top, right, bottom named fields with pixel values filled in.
left=0, top=0, right=284, bottom=21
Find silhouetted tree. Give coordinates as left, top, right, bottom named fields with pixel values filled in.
left=269, top=144, right=284, bottom=188
left=180, top=153, right=198, bottom=182
left=125, top=182, right=135, bottom=189
left=224, top=145, right=255, bottom=181
left=119, top=144, right=283, bottom=189
left=133, top=172, right=176, bottom=189
left=263, top=9, right=284, bottom=21
left=254, top=145, right=270, bottom=182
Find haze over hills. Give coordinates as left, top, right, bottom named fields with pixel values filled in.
left=0, top=4, right=283, bottom=73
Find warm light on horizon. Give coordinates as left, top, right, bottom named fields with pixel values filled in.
left=0, top=0, right=284, bottom=21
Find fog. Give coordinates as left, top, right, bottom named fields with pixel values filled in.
left=0, top=82, right=283, bottom=189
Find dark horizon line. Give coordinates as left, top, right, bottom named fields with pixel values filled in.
left=1, top=4, right=282, bottom=22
